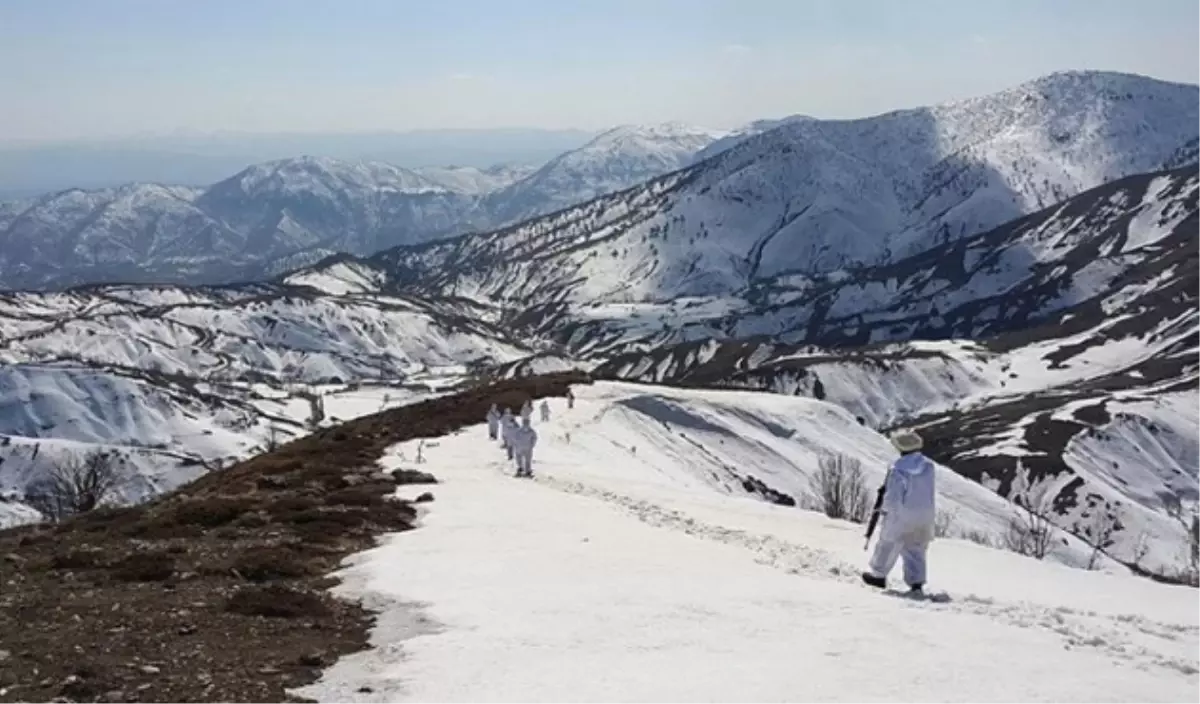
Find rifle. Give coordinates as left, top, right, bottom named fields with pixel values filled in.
left=864, top=480, right=887, bottom=550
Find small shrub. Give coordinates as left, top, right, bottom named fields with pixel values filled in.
left=391, top=468, right=437, bottom=486
left=256, top=474, right=290, bottom=490
left=1003, top=461, right=1057, bottom=560
left=327, top=486, right=388, bottom=507
left=254, top=456, right=303, bottom=478
left=934, top=509, right=957, bottom=538
left=74, top=506, right=143, bottom=533
left=1185, top=515, right=1195, bottom=580
left=50, top=548, right=106, bottom=570
left=123, top=519, right=204, bottom=540
left=214, top=526, right=243, bottom=540
left=112, top=551, right=175, bottom=582
left=1080, top=502, right=1120, bottom=570
left=290, top=521, right=347, bottom=543
left=279, top=508, right=329, bottom=525
left=269, top=496, right=320, bottom=516
left=171, top=497, right=257, bottom=528
left=233, top=512, right=268, bottom=528
left=808, top=454, right=871, bottom=523
left=233, top=546, right=314, bottom=582
left=225, top=585, right=330, bottom=618
left=364, top=501, right=417, bottom=530
left=959, top=528, right=996, bottom=548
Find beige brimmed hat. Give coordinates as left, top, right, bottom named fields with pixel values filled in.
left=890, top=428, right=924, bottom=453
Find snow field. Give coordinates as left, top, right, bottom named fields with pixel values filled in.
left=297, top=382, right=1199, bottom=702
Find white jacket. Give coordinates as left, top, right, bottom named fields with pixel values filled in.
left=880, top=452, right=936, bottom=536
left=511, top=424, right=538, bottom=454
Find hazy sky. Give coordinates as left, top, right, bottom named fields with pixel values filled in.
left=3, top=0, right=1197, bottom=142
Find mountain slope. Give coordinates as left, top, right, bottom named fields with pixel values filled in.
left=0, top=281, right=532, bottom=521
left=585, top=167, right=1200, bottom=573
left=297, top=380, right=1197, bottom=702
left=356, top=71, right=1196, bottom=312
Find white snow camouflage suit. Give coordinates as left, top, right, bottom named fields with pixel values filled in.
left=511, top=419, right=538, bottom=477
left=867, top=452, right=936, bottom=588
left=505, top=414, right=521, bottom=461
left=486, top=405, right=500, bottom=440
left=499, top=410, right=516, bottom=458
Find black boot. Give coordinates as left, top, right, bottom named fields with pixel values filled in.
left=908, top=582, right=924, bottom=594
left=861, top=572, right=886, bottom=589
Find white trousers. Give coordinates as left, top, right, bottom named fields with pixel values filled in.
left=868, top=519, right=933, bottom=587
left=515, top=449, right=533, bottom=475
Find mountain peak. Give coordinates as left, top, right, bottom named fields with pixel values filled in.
left=216, top=155, right=449, bottom=198
left=583, top=122, right=727, bottom=154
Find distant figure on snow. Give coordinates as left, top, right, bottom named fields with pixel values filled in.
left=566, top=389, right=575, bottom=410
left=511, top=416, right=539, bottom=478
left=539, top=399, right=550, bottom=422
left=520, top=399, right=533, bottom=422
left=486, top=404, right=500, bottom=441
left=862, top=429, right=936, bottom=594
left=500, top=408, right=515, bottom=458
left=504, top=411, right=520, bottom=461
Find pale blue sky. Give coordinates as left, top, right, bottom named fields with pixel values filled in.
left=2, top=0, right=1197, bottom=141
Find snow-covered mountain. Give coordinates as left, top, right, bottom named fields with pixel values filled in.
left=357, top=71, right=1196, bottom=313
left=0, top=125, right=724, bottom=291
left=0, top=281, right=531, bottom=524
left=482, top=122, right=726, bottom=224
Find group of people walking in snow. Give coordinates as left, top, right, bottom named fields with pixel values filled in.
left=482, top=385, right=934, bottom=592
left=485, top=389, right=572, bottom=478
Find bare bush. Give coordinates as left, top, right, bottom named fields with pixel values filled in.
left=808, top=454, right=870, bottom=523
left=1129, top=530, right=1151, bottom=568
left=1003, top=461, right=1057, bottom=560
left=1185, top=513, right=1195, bottom=582
left=1161, top=496, right=1180, bottom=522
left=1161, top=496, right=1200, bottom=582
left=1003, top=514, right=1056, bottom=559
left=307, top=395, right=325, bottom=430
left=24, top=451, right=123, bottom=522
left=1080, top=502, right=1121, bottom=570
left=934, top=508, right=957, bottom=538
left=959, top=528, right=996, bottom=548
left=265, top=425, right=283, bottom=452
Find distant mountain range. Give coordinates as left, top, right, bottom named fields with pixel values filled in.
left=0, top=127, right=598, bottom=197
left=0, top=124, right=727, bottom=291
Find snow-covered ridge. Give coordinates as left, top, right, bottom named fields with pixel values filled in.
left=364, top=163, right=1195, bottom=361
left=357, top=70, right=1197, bottom=314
